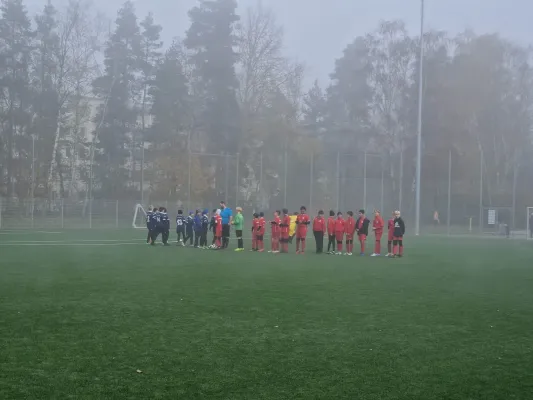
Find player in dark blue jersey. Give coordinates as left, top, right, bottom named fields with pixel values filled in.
left=184, top=211, right=194, bottom=246
left=160, top=207, right=170, bottom=246
left=176, top=209, right=186, bottom=246
left=146, top=207, right=153, bottom=244
left=200, top=209, right=209, bottom=248
left=149, top=207, right=160, bottom=245
left=193, top=210, right=202, bottom=248
left=210, top=209, right=217, bottom=245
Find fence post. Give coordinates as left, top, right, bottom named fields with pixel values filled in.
left=309, top=153, right=314, bottom=213
left=235, top=152, right=239, bottom=205
left=447, top=149, right=452, bottom=236
left=259, top=151, right=263, bottom=197
left=188, top=151, right=192, bottom=210
left=31, top=198, right=34, bottom=229
left=399, top=147, right=403, bottom=211
left=61, top=198, right=64, bottom=229
left=512, top=153, right=518, bottom=230
left=0, top=197, right=2, bottom=229
left=380, top=163, right=384, bottom=213
left=283, top=149, right=287, bottom=207
left=363, top=151, right=367, bottom=211
left=224, top=153, right=229, bottom=204
left=89, top=198, right=92, bottom=229
left=479, top=149, right=483, bottom=233
left=336, top=151, right=340, bottom=211
left=116, top=200, right=119, bottom=228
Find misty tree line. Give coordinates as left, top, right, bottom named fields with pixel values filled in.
left=1, top=0, right=532, bottom=222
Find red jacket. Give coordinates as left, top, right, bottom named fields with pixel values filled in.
left=313, top=216, right=326, bottom=233
left=271, top=216, right=281, bottom=235
left=334, top=217, right=345, bottom=232
left=373, top=216, right=384, bottom=233
left=345, top=216, right=355, bottom=235
left=327, top=217, right=335, bottom=235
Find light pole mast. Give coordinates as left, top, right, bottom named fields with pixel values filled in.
left=415, top=0, right=425, bottom=236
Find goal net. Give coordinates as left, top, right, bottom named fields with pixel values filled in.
left=132, top=204, right=148, bottom=229
left=527, top=207, right=533, bottom=240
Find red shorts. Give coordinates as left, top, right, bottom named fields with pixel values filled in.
left=345, top=234, right=354, bottom=241
left=281, top=232, right=289, bottom=239
left=358, top=234, right=367, bottom=241
left=271, top=232, right=279, bottom=239
left=375, top=231, right=383, bottom=240
left=388, top=232, right=394, bottom=241
left=335, top=231, right=344, bottom=242
left=393, top=236, right=403, bottom=241
left=296, top=230, right=307, bottom=239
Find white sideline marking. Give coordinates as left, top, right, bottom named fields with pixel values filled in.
left=0, top=242, right=141, bottom=247
left=0, top=239, right=145, bottom=243
left=0, top=231, right=62, bottom=235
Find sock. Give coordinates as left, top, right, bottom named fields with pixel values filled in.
left=399, top=246, right=403, bottom=256
left=259, top=240, right=264, bottom=250
left=375, top=240, right=380, bottom=254
left=296, top=239, right=300, bottom=252
left=361, top=240, right=365, bottom=254
left=337, top=243, right=342, bottom=252
left=301, top=239, right=306, bottom=252
left=388, top=241, right=391, bottom=253
left=393, top=244, right=398, bottom=255
left=252, top=239, right=256, bottom=250
left=238, top=238, right=243, bottom=248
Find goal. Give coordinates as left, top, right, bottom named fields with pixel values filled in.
left=132, top=204, right=148, bottom=229
left=527, top=207, right=533, bottom=240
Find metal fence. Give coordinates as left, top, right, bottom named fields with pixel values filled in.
left=1, top=148, right=528, bottom=236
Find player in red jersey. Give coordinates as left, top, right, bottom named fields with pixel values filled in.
left=386, top=211, right=395, bottom=257
left=344, top=211, right=356, bottom=255
left=295, top=206, right=310, bottom=254
left=279, top=208, right=291, bottom=253
left=256, top=212, right=266, bottom=252
left=326, top=210, right=336, bottom=254
left=251, top=213, right=259, bottom=251
left=214, top=210, right=223, bottom=248
left=355, top=209, right=370, bottom=256
left=312, top=210, right=326, bottom=253
left=371, top=209, right=384, bottom=256
left=334, top=212, right=345, bottom=255
left=269, top=210, right=281, bottom=253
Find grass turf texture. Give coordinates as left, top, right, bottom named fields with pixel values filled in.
left=1, top=231, right=533, bottom=399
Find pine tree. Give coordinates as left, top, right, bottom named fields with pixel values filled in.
left=185, top=0, right=240, bottom=153
left=91, top=0, right=140, bottom=198
left=0, top=0, right=34, bottom=198
left=148, top=41, right=193, bottom=199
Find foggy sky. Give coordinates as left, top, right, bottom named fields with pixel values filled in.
left=27, top=0, right=533, bottom=86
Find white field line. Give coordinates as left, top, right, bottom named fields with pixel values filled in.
left=0, top=231, right=62, bottom=235
left=0, top=242, right=142, bottom=247
left=0, top=238, right=145, bottom=244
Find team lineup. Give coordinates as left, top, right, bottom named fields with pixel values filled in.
left=146, top=200, right=406, bottom=257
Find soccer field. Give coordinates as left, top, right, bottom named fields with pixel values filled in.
left=1, top=230, right=533, bottom=399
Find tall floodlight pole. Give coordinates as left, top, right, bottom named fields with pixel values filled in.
left=415, top=0, right=425, bottom=236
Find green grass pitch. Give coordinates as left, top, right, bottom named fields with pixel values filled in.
left=1, top=230, right=533, bottom=399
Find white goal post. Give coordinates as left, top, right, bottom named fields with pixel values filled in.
left=132, top=204, right=148, bottom=229
left=527, top=207, right=533, bottom=240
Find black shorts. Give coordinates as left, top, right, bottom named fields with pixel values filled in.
left=222, top=224, right=230, bottom=237
left=236, top=230, right=243, bottom=238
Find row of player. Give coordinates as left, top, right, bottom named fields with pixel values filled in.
left=146, top=206, right=406, bottom=257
